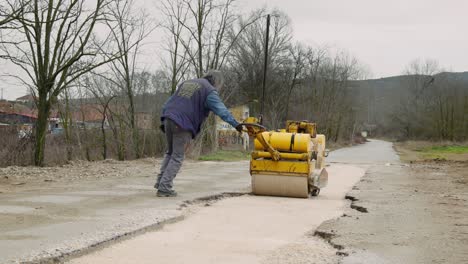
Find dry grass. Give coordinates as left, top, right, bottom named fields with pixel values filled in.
left=0, top=129, right=166, bottom=167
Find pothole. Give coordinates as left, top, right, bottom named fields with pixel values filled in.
left=345, top=195, right=358, bottom=201
left=182, top=192, right=247, bottom=207
left=314, top=230, right=344, bottom=250
left=345, top=195, right=368, bottom=213
left=350, top=204, right=368, bottom=213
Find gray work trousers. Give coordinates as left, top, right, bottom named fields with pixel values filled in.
left=156, top=119, right=192, bottom=192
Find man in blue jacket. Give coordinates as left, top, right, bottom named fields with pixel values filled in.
left=155, top=70, right=243, bottom=197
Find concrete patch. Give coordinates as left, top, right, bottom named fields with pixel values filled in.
left=14, top=195, right=87, bottom=204
left=0, top=205, right=36, bottom=214
left=0, top=234, right=41, bottom=240
left=68, top=164, right=365, bottom=264
left=114, top=185, right=154, bottom=190
left=68, top=190, right=139, bottom=197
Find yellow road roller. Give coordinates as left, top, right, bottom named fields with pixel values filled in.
left=241, top=117, right=328, bottom=198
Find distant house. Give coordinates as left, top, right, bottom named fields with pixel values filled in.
left=71, top=104, right=108, bottom=129
left=43, top=105, right=109, bottom=134
left=0, top=100, right=37, bottom=137
left=0, top=109, right=37, bottom=125
left=15, top=94, right=35, bottom=103
left=215, top=104, right=250, bottom=151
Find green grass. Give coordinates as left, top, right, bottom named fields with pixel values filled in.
left=199, top=150, right=250, bottom=161
left=396, top=142, right=468, bottom=162
left=418, top=146, right=468, bottom=160
left=422, top=146, right=468, bottom=154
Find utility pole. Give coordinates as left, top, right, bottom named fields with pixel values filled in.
left=1, top=87, right=4, bottom=100
left=260, top=14, right=270, bottom=124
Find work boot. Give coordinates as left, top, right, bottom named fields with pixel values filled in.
left=154, top=173, right=162, bottom=189
left=157, top=189, right=177, bottom=197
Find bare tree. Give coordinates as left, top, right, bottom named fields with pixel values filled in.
left=168, top=0, right=261, bottom=77
left=160, top=0, right=191, bottom=94
left=56, top=86, right=74, bottom=161
left=0, top=0, right=122, bottom=166
left=229, top=9, right=292, bottom=127
left=0, top=0, right=22, bottom=29
left=74, top=83, right=92, bottom=161
left=283, top=43, right=306, bottom=120
left=103, top=0, right=154, bottom=159
left=159, top=0, right=262, bottom=155
left=83, top=74, right=123, bottom=160
left=394, top=59, right=440, bottom=138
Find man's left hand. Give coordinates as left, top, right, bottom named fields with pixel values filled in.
left=235, top=124, right=243, bottom=133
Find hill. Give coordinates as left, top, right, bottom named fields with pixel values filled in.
left=349, top=72, right=468, bottom=139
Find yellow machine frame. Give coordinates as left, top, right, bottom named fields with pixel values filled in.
left=242, top=118, right=328, bottom=198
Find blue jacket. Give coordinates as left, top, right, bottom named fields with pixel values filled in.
left=162, top=78, right=239, bottom=138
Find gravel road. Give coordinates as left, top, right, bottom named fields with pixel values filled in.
left=66, top=141, right=406, bottom=264
left=317, top=142, right=468, bottom=264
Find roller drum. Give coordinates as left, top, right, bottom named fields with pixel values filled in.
left=251, top=174, right=309, bottom=198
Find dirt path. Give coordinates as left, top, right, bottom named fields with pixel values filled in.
left=68, top=164, right=365, bottom=264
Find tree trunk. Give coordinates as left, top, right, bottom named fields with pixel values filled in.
left=132, top=126, right=140, bottom=159
left=79, top=107, right=91, bottom=161
left=83, top=123, right=91, bottom=161
left=170, top=40, right=179, bottom=95
left=64, top=92, right=73, bottom=161
left=101, top=117, right=107, bottom=160
left=118, top=118, right=126, bottom=161
left=126, top=74, right=140, bottom=159
left=34, top=96, right=51, bottom=166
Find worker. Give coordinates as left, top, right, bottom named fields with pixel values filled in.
left=155, top=70, right=243, bottom=197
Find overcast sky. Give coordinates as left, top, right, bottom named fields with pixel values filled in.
left=242, top=0, right=468, bottom=76
left=1, top=0, right=467, bottom=100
